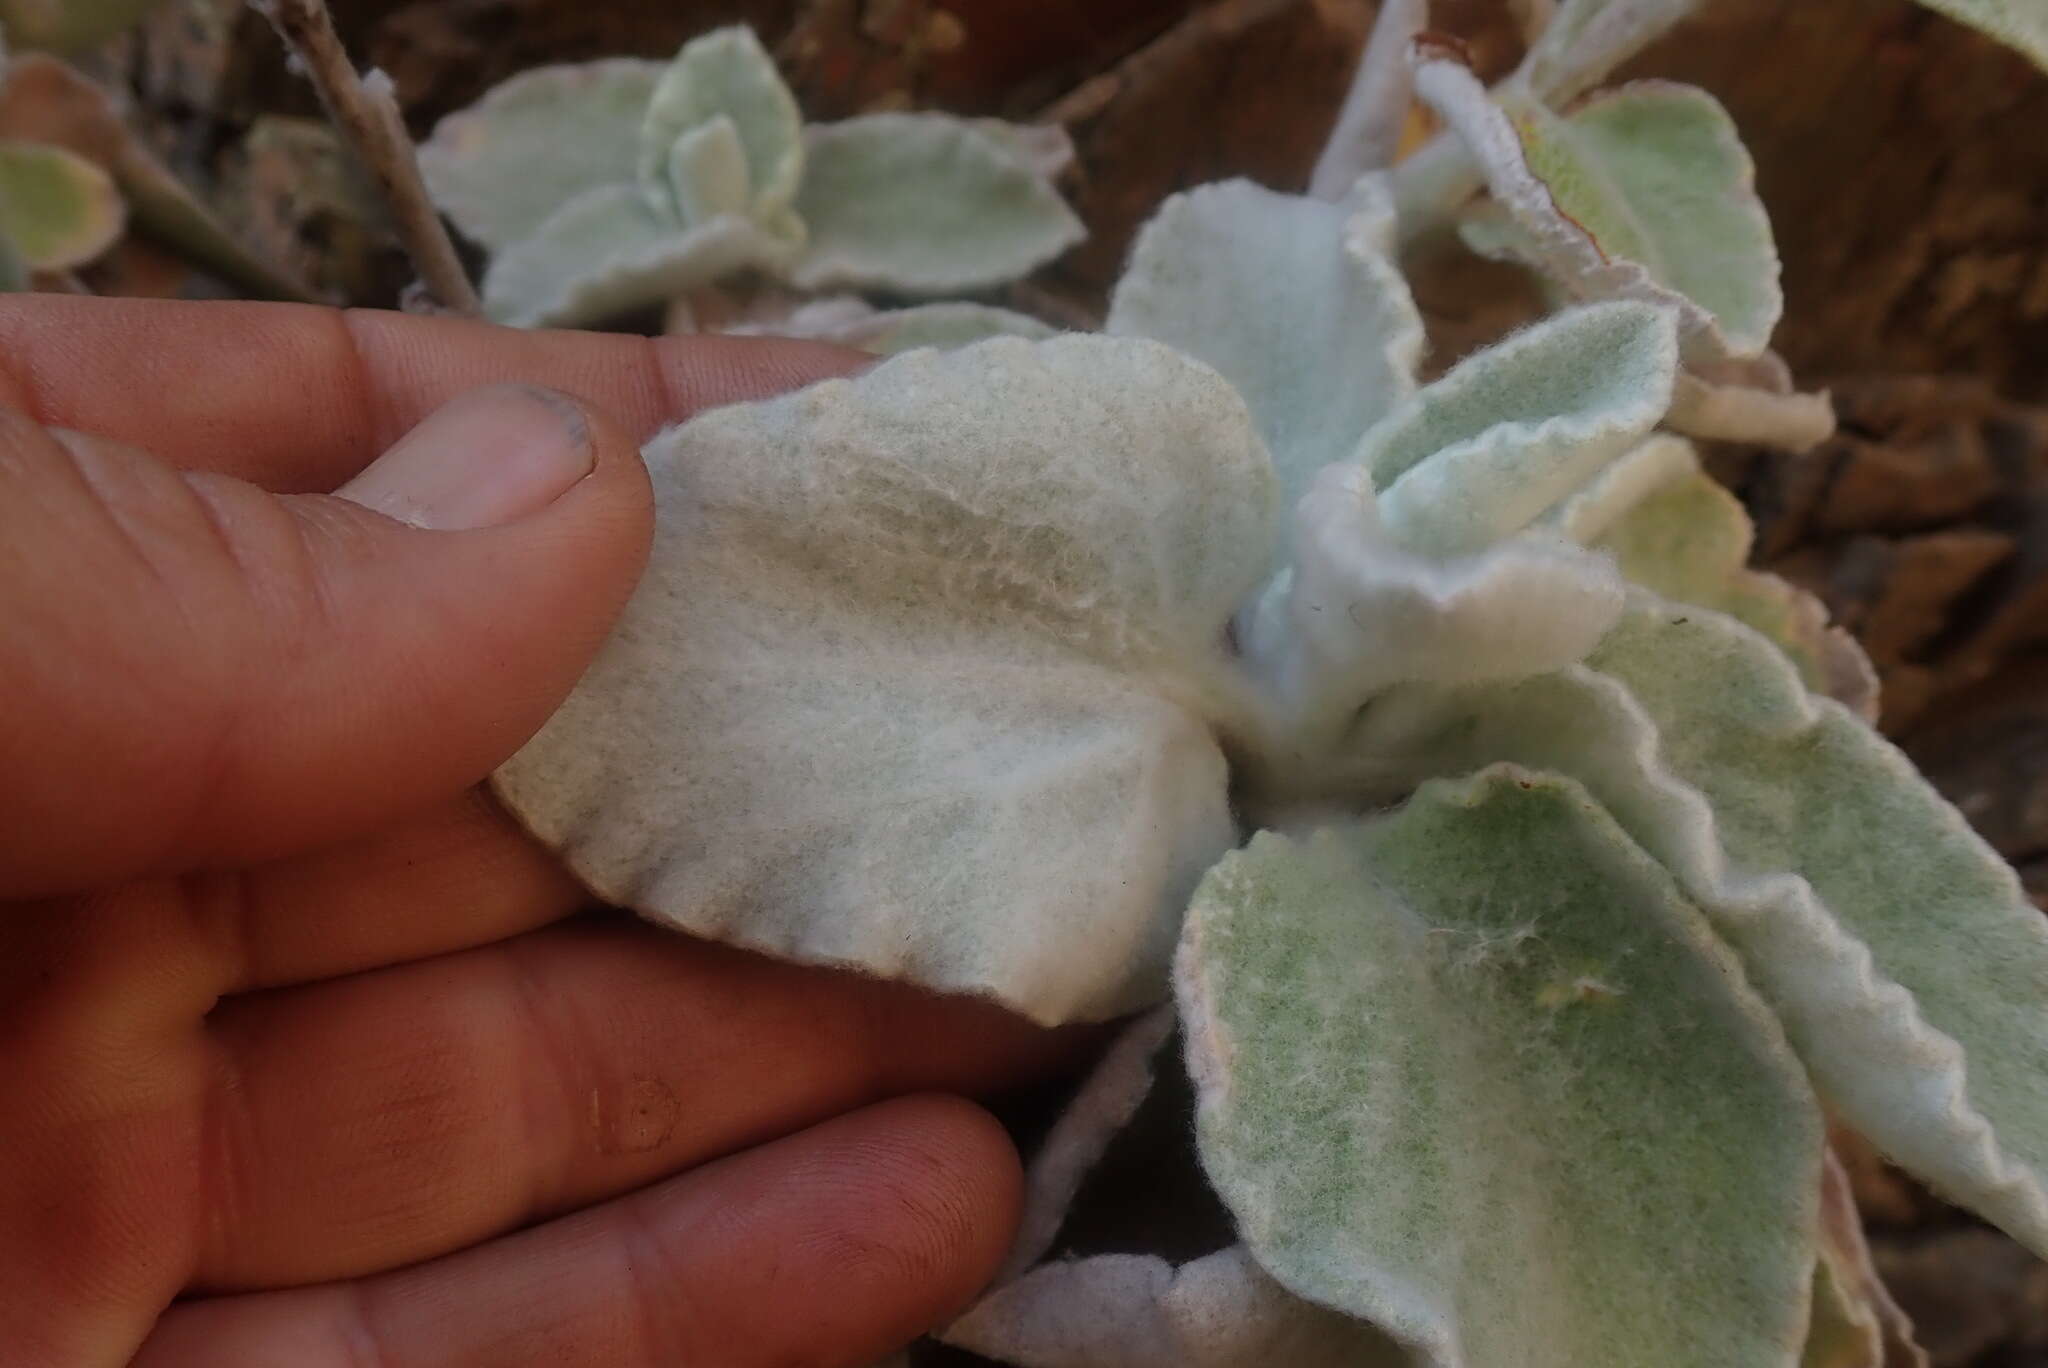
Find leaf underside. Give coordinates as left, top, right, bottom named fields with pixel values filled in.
left=1179, top=767, right=1821, bottom=1368
left=494, top=336, right=1275, bottom=1026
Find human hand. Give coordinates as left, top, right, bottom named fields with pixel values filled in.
left=0, top=297, right=1073, bottom=1367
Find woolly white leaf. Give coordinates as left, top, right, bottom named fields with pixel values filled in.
left=494, top=337, right=1275, bottom=1026
left=788, top=113, right=1084, bottom=294
left=1178, top=767, right=1822, bottom=1368
left=1108, top=176, right=1423, bottom=516
left=665, top=115, right=752, bottom=228
left=1418, top=57, right=1775, bottom=364
left=1357, top=300, right=1678, bottom=555
left=637, top=25, right=801, bottom=224
left=946, top=1246, right=1398, bottom=1368
left=478, top=185, right=790, bottom=328
left=1241, top=463, right=1623, bottom=755
left=1337, top=597, right=2048, bottom=1254
left=418, top=59, right=661, bottom=252
left=1915, top=0, right=2048, bottom=69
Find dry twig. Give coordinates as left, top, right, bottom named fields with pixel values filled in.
left=250, top=0, right=479, bottom=314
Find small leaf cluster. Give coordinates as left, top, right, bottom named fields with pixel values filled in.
left=418, top=26, right=1082, bottom=331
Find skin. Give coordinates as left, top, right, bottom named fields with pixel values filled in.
left=0, top=296, right=1079, bottom=1367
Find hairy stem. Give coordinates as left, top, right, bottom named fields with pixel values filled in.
left=250, top=0, right=480, bottom=314
left=1309, top=0, right=1429, bottom=199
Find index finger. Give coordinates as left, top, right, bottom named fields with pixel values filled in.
left=0, top=296, right=863, bottom=492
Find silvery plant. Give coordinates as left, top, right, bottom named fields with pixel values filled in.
left=418, top=25, right=1082, bottom=338
left=480, top=1, right=2048, bottom=1364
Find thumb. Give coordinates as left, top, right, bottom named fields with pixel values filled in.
left=0, top=383, right=653, bottom=898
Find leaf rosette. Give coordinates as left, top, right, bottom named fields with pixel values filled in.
left=492, top=98, right=2048, bottom=1368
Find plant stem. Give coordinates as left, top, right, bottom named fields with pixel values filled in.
left=1309, top=0, right=1428, bottom=199
left=250, top=0, right=480, bottom=315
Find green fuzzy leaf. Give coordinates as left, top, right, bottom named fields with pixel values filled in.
left=0, top=138, right=123, bottom=270
left=1520, top=82, right=1781, bottom=357
left=479, top=184, right=791, bottom=328
left=1418, top=58, right=1773, bottom=365
left=494, top=337, right=1275, bottom=1026
left=1915, top=0, right=2048, bottom=69
left=1357, top=300, right=1678, bottom=555
left=946, top=1246, right=1403, bottom=1367
left=418, top=59, right=662, bottom=252
left=1107, top=177, right=1423, bottom=518
left=788, top=113, right=1083, bottom=295
left=1178, top=767, right=1822, bottom=1368
left=637, top=26, right=802, bottom=223
left=1587, top=603, right=2048, bottom=1253
left=1549, top=435, right=1876, bottom=709
left=1339, top=597, right=2048, bottom=1255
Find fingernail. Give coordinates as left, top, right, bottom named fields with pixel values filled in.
left=338, top=384, right=595, bottom=531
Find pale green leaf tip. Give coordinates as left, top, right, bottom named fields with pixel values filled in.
left=0, top=139, right=125, bottom=270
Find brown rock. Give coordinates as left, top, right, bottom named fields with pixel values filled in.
left=1873, top=1230, right=2048, bottom=1367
